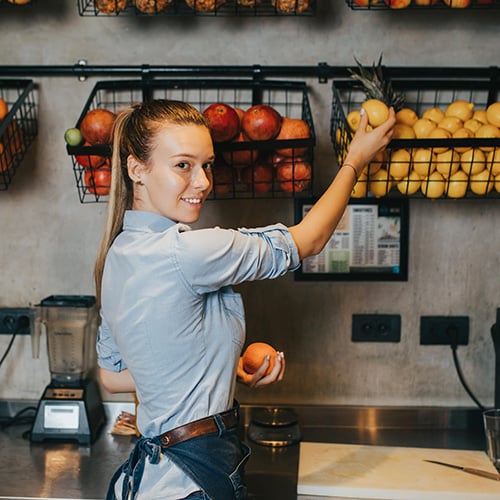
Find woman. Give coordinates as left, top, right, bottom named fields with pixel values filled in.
left=95, top=99, right=395, bottom=500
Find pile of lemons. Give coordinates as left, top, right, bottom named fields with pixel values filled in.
left=345, top=99, right=500, bottom=199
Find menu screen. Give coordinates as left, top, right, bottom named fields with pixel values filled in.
left=294, top=198, right=409, bottom=281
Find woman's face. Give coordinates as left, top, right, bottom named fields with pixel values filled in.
left=131, top=123, right=215, bottom=224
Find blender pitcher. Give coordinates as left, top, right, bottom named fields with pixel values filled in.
left=40, top=295, right=98, bottom=385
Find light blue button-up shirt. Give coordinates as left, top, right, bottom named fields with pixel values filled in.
left=97, top=210, right=300, bottom=498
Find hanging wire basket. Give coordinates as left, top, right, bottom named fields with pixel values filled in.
left=0, top=79, right=38, bottom=191
left=77, top=0, right=316, bottom=16
left=67, top=78, right=316, bottom=203
left=345, top=0, right=500, bottom=10
left=330, top=69, right=500, bottom=199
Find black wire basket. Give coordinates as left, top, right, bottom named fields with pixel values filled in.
left=77, top=0, right=316, bottom=16
left=67, top=78, right=316, bottom=203
left=0, top=79, right=38, bottom=191
left=345, top=0, right=500, bottom=9
left=331, top=69, right=500, bottom=200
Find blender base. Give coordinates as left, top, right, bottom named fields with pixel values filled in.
left=30, top=378, right=106, bottom=445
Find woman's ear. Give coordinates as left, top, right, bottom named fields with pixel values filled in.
left=127, top=155, right=146, bottom=185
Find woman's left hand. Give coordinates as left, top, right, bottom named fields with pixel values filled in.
left=237, top=351, right=285, bottom=388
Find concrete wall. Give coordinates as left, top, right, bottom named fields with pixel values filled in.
left=0, top=1, right=499, bottom=408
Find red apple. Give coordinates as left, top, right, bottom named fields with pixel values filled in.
left=383, top=0, right=411, bottom=7
left=222, top=131, right=259, bottom=168
left=202, top=103, right=240, bottom=143
left=242, top=164, right=273, bottom=194
left=242, top=105, right=282, bottom=141
left=75, top=141, right=107, bottom=169
left=213, top=165, right=235, bottom=194
left=79, top=108, right=116, bottom=145
left=274, top=117, right=311, bottom=157
left=442, top=0, right=471, bottom=6
left=84, top=163, right=111, bottom=196
left=276, top=160, right=312, bottom=193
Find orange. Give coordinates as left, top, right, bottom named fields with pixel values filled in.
left=421, top=171, right=446, bottom=199
left=446, top=171, right=469, bottom=199
left=368, top=168, right=393, bottom=198
left=242, top=342, right=278, bottom=376
left=486, top=102, right=500, bottom=128
left=362, top=99, right=390, bottom=128
left=397, top=170, right=421, bottom=196
left=412, top=148, right=437, bottom=177
left=0, top=98, right=8, bottom=121
left=387, top=149, right=411, bottom=179
left=469, top=169, right=494, bottom=196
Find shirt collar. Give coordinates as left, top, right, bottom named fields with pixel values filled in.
left=123, top=210, right=177, bottom=233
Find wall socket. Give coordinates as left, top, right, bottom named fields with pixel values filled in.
left=420, top=316, right=469, bottom=346
left=0, top=308, right=33, bottom=335
left=352, top=314, right=401, bottom=343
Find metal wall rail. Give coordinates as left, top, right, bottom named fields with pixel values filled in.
left=0, top=63, right=498, bottom=84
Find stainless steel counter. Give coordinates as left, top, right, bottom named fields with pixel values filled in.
left=0, top=401, right=486, bottom=500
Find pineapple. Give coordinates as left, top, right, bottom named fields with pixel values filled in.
left=348, top=54, right=406, bottom=112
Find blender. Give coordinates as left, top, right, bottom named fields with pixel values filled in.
left=30, top=295, right=106, bottom=445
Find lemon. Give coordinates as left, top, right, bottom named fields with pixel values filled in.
left=495, top=175, right=500, bottom=193
left=397, top=170, right=421, bottom=196
left=460, top=148, right=486, bottom=175
left=368, top=168, right=393, bottom=198
left=412, top=148, right=437, bottom=177
left=445, top=170, right=468, bottom=199
left=452, top=127, right=474, bottom=153
left=346, top=110, right=362, bottom=133
left=486, top=102, right=500, bottom=128
left=463, top=119, right=482, bottom=134
left=486, top=149, right=500, bottom=176
left=351, top=172, right=368, bottom=198
left=388, top=149, right=412, bottom=179
left=335, top=126, right=350, bottom=146
left=393, top=123, right=416, bottom=139
left=472, top=109, right=488, bottom=125
left=445, top=100, right=474, bottom=122
left=469, top=169, right=494, bottom=196
left=475, top=123, right=500, bottom=152
left=396, top=108, right=418, bottom=127
left=428, top=127, right=452, bottom=154
left=422, top=107, right=445, bottom=124
left=363, top=150, right=385, bottom=176
left=438, top=116, right=463, bottom=134
left=421, top=171, right=446, bottom=199
left=64, top=127, right=83, bottom=146
left=436, top=149, right=460, bottom=178
left=362, top=99, right=390, bottom=128
left=413, top=118, right=437, bottom=138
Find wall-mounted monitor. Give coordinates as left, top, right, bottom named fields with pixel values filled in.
left=294, top=197, right=409, bottom=281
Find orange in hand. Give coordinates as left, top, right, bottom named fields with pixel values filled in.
left=242, top=342, right=278, bottom=376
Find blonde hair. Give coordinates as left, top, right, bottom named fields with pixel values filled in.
left=94, top=99, right=209, bottom=306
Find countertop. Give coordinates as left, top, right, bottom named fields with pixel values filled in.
left=0, top=401, right=487, bottom=500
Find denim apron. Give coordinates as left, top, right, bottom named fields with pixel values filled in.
left=106, top=411, right=250, bottom=500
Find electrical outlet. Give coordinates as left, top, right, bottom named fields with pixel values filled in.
left=352, top=314, right=401, bottom=343
left=0, top=308, right=32, bottom=335
left=420, top=316, right=469, bottom=346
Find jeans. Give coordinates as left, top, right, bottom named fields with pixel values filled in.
left=106, top=412, right=250, bottom=500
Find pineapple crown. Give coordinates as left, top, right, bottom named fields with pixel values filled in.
left=348, top=54, right=406, bottom=112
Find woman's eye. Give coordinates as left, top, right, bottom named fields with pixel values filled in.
left=176, top=162, right=190, bottom=169
left=203, top=162, right=214, bottom=170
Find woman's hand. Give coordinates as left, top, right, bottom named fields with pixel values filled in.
left=344, top=107, right=396, bottom=178
left=237, top=352, right=285, bottom=388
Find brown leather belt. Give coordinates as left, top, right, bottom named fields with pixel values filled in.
left=159, top=406, right=239, bottom=449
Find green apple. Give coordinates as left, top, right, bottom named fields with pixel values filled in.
left=64, top=127, right=83, bottom=146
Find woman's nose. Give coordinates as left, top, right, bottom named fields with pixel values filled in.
left=192, top=167, right=212, bottom=190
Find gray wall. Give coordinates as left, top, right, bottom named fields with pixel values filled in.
left=0, top=1, right=499, bottom=408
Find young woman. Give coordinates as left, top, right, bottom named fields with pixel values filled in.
left=95, top=99, right=395, bottom=500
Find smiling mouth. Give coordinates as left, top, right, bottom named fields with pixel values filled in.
left=182, top=197, right=203, bottom=205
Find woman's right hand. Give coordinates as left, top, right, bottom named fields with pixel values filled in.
left=237, top=352, right=285, bottom=388
left=344, top=107, right=396, bottom=178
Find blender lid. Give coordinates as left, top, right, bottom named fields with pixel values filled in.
left=38, top=295, right=96, bottom=308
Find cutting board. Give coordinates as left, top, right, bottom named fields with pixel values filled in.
left=297, top=442, right=500, bottom=499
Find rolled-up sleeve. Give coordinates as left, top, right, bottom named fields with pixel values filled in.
left=96, top=315, right=128, bottom=372
left=175, top=223, right=301, bottom=294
